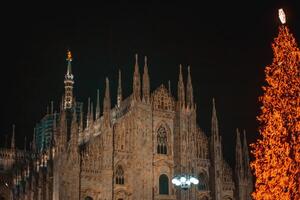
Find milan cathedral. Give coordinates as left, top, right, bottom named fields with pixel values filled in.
left=0, top=52, right=253, bottom=200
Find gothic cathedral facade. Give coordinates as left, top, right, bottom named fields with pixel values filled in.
left=8, top=52, right=253, bottom=200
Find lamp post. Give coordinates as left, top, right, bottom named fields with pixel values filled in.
left=171, top=173, right=199, bottom=190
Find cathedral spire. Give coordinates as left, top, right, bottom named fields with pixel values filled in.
left=243, top=130, right=251, bottom=176
left=117, top=69, right=122, bottom=107
left=24, top=136, right=27, bottom=152
left=51, top=101, right=54, bottom=114
left=60, top=96, right=64, bottom=112
left=186, top=66, right=194, bottom=108
left=168, top=80, right=171, bottom=96
left=86, top=97, right=90, bottom=127
left=32, top=128, right=36, bottom=152
left=177, top=64, right=185, bottom=108
left=235, top=128, right=244, bottom=178
left=90, top=101, right=94, bottom=122
left=133, top=54, right=141, bottom=101
left=53, top=111, right=57, bottom=128
left=243, top=129, right=253, bottom=200
left=211, top=98, right=219, bottom=139
left=11, top=124, right=15, bottom=149
left=103, top=78, right=111, bottom=127
left=52, top=111, right=57, bottom=148
left=79, top=105, right=83, bottom=132
left=142, top=56, right=150, bottom=103
left=96, top=89, right=100, bottom=119
left=64, top=50, right=74, bottom=110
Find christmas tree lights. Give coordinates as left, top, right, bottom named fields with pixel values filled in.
left=251, top=9, right=300, bottom=200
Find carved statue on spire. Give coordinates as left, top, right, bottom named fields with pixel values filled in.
left=67, top=49, right=72, bottom=61
left=64, top=50, right=74, bottom=109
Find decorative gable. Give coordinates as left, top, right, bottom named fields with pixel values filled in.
left=152, top=84, right=175, bottom=111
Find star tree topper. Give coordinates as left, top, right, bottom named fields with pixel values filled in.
left=278, top=8, right=286, bottom=24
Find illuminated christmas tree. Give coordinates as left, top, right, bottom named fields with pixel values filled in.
left=251, top=9, right=300, bottom=200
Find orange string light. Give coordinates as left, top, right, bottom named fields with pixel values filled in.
left=251, top=24, right=300, bottom=200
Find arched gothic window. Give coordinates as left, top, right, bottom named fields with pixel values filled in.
left=159, top=174, right=169, bottom=195
left=157, top=126, right=167, bottom=154
left=198, top=172, right=208, bottom=191
left=116, top=165, right=125, bottom=185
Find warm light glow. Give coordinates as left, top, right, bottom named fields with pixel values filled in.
left=251, top=25, right=300, bottom=199
left=278, top=8, right=286, bottom=24
left=67, top=50, right=72, bottom=61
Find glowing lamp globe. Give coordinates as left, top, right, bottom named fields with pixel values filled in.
left=172, top=174, right=199, bottom=190
left=173, top=178, right=181, bottom=186
left=190, top=177, right=199, bottom=185
left=180, top=176, right=186, bottom=183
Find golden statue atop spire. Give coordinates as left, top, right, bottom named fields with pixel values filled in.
left=278, top=8, right=286, bottom=24
left=67, top=50, right=72, bottom=61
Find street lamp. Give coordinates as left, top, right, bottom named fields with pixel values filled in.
left=172, top=173, right=199, bottom=190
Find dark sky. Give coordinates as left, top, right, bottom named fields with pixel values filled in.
left=0, top=2, right=299, bottom=165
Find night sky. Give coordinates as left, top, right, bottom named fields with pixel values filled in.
left=0, top=2, right=299, bottom=166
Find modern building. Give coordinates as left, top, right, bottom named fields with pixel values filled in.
left=35, top=103, right=82, bottom=153
left=35, top=112, right=58, bottom=153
